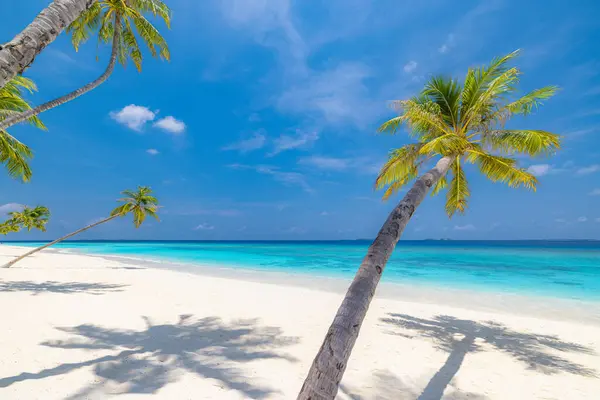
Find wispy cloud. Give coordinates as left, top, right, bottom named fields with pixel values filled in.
left=154, top=116, right=186, bottom=135
left=526, top=164, right=551, bottom=176
left=589, top=188, right=600, bottom=196
left=146, top=149, right=159, bottom=155
left=270, top=130, right=319, bottom=155
left=403, top=61, right=418, bottom=73
left=577, top=216, right=588, bottom=223
left=438, top=34, right=455, bottom=54
left=282, top=226, right=307, bottom=234
left=454, top=224, right=476, bottom=231
left=576, top=164, right=600, bottom=175
left=299, top=155, right=381, bottom=175
left=0, top=203, right=25, bottom=215
left=110, top=105, right=156, bottom=131
left=228, top=164, right=313, bottom=193
left=222, top=130, right=267, bottom=153
left=193, top=223, right=215, bottom=231
left=555, top=218, right=567, bottom=223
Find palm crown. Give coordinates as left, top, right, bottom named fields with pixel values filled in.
left=7, top=206, right=51, bottom=232
left=0, top=76, right=46, bottom=181
left=376, top=50, right=560, bottom=217
left=110, top=186, right=159, bottom=228
left=68, top=0, right=171, bottom=72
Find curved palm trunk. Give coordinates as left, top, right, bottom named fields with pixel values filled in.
left=0, top=17, right=121, bottom=131
left=0, top=0, right=98, bottom=90
left=2, top=214, right=119, bottom=268
left=297, top=156, right=453, bottom=400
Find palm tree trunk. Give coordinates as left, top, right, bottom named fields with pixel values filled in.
left=0, top=0, right=98, bottom=90
left=0, top=17, right=121, bottom=131
left=2, top=214, right=120, bottom=268
left=297, top=156, right=454, bottom=400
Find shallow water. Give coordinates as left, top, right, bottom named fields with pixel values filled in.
left=9, top=240, right=600, bottom=301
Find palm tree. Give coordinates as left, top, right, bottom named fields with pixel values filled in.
left=0, top=0, right=98, bottom=90
left=0, top=0, right=171, bottom=131
left=2, top=186, right=159, bottom=268
left=298, top=50, right=561, bottom=399
left=0, top=222, right=20, bottom=235
left=0, top=76, right=46, bottom=181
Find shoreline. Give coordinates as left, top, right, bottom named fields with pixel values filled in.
left=4, top=244, right=600, bottom=325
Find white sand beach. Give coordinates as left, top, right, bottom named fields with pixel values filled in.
left=1, top=245, right=599, bottom=400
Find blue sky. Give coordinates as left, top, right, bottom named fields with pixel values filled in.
left=1, top=0, right=599, bottom=240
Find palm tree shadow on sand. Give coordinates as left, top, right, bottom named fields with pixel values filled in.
left=376, top=313, right=597, bottom=400
left=0, top=314, right=299, bottom=399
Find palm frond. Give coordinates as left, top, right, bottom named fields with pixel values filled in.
left=445, top=158, right=469, bottom=217
left=465, top=146, right=537, bottom=190
left=0, top=131, right=33, bottom=181
left=422, top=76, right=462, bottom=130
left=504, top=86, right=558, bottom=116
left=375, top=144, right=424, bottom=192
left=461, top=50, right=520, bottom=115
left=431, top=174, right=447, bottom=196
left=481, top=129, right=560, bottom=156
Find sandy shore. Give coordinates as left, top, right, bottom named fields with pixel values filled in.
left=1, top=245, right=599, bottom=399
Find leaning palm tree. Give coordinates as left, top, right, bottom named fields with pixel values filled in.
left=298, top=50, right=560, bottom=399
left=0, top=0, right=171, bottom=131
left=0, top=0, right=97, bottom=90
left=2, top=186, right=159, bottom=268
left=0, top=222, right=21, bottom=235
left=0, top=76, right=46, bottom=181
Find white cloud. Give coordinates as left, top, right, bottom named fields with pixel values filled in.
left=228, top=164, right=313, bottom=193
left=527, top=164, right=551, bottom=176
left=403, top=61, right=418, bottom=73
left=154, top=116, right=186, bottom=134
left=320, top=211, right=329, bottom=216
left=270, top=130, right=319, bottom=155
left=146, top=149, right=159, bottom=155
left=589, top=188, right=600, bottom=196
left=193, top=223, right=215, bottom=231
left=0, top=203, right=25, bottom=215
left=454, top=224, right=476, bottom=231
left=438, top=34, right=455, bottom=54
left=222, top=130, right=266, bottom=153
left=276, top=62, right=379, bottom=129
left=576, top=164, right=600, bottom=175
left=300, top=156, right=350, bottom=171
left=110, top=104, right=156, bottom=131
left=577, top=216, right=588, bottom=222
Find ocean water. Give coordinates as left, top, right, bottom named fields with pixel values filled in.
left=8, top=240, right=600, bottom=301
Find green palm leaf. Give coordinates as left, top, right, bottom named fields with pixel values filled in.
left=445, top=158, right=469, bottom=217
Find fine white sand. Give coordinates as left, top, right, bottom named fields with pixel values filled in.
left=1, top=245, right=599, bottom=400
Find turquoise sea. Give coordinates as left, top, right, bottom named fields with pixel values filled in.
left=8, top=240, right=600, bottom=302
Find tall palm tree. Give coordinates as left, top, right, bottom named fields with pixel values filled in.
left=0, top=0, right=97, bottom=90
left=0, top=76, right=46, bottom=181
left=298, top=50, right=560, bottom=399
left=3, top=186, right=159, bottom=268
left=0, top=0, right=171, bottom=131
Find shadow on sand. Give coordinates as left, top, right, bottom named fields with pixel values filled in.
left=0, top=314, right=299, bottom=399
left=370, top=313, right=597, bottom=400
left=0, top=280, right=127, bottom=295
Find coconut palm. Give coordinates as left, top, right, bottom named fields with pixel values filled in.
left=0, top=0, right=97, bottom=90
left=0, top=222, right=20, bottom=235
left=0, top=0, right=171, bottom=131
left=298, top=50, right=560, bottom=399
left=0, top=76, right=46, bottom=181
left=3, top=186, right=159, bottom=268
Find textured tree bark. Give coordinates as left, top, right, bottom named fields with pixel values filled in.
left=297, top=156, right=454, bottom=400
left=0, top=15, right=120, bottom=131
left=0, top=0, right=97, bottom=90
left=2, top=214, right=119, bottom=268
